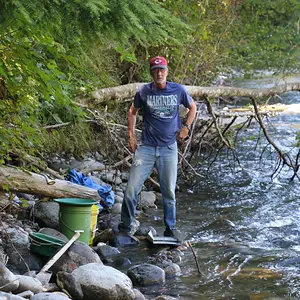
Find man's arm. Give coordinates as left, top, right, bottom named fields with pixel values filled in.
left=128, top=104, right=140, bottom=152
left=178, top=100, right=197, bottom=140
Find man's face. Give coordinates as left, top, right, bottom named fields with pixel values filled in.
left=151, top=68, right=168, bottom=86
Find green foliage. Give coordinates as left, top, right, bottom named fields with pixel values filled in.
left=0, top=0, right=299, bottom=164
left=42, top=123, right=99, bottom=158
left=0, top=0, right=190, bottom=162
left=229, top=0, right=300, bottom=73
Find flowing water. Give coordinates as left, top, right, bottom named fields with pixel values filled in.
left=124, top=76, right=300, bottom=299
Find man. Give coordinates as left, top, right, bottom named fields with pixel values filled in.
left=118, top=56, right=197, bottom=239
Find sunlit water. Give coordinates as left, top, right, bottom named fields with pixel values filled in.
left=122, top=76, right=300, bottom=299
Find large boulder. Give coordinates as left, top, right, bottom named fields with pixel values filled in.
left=33, top=202, right=59, bottom=229
left=57, top=263, right=135, bottom=300
left=15, top=274, right=43, bottom=294
left=0, top=263, right=19, bottom=292
left=51, top=241, right=102, bottom=274
left=31, top=292, right=71, bottom=299
left=127, top=264, right=165, bottom=286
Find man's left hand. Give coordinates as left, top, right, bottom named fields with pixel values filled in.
left=178, top=126, right=189, bottom=140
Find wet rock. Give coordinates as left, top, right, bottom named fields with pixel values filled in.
left=112, top=233, right=140, bottom=247
left=155, top=296, right=178, bottom=300
left=0, top=262, right=19, bottom=292
left=127, top=263, right=165, bottom=286
left=133, top=288, right=147, bottom=300
left=31, top=292, right=71, bottom=299
left=135, top=226, right=157, bottom=237
left=155, top=261, right=181, bottom=277
left=33, top=202, right=59, bottom=229
left=15, top=275, right=43, bottom=294
left=93, top=228, right=113, bottom=245
left=57, top=263, right=135, bottom=300
left=51, top=241, right=102, bottom=274
left=96, top=244, right=120, bottom=263
left=150, top=248, right=183, bottom=264
left=112, top=257, right=132, bottom=268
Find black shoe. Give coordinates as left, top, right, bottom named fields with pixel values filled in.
left=164, top=228, right=184, bottom=242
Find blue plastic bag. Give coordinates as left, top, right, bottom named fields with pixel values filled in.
left=65, top=169, right=115, bottom=212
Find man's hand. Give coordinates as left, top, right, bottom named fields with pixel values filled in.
left=128, top=135, right=137, bottom=152
left=178, top=126, right=189, bottom=140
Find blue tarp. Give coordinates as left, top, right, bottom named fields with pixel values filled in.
left=65, top=169, right=115, bottom=212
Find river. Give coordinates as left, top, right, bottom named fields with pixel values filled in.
left=123, top=76, right=300, bottom=299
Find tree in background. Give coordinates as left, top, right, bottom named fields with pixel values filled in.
left=0, top=0, right=299, bottom=163
left=0, top=0, right=189, bottom=161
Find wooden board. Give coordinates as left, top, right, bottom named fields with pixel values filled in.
left=146, top=230, right=181, bottom=246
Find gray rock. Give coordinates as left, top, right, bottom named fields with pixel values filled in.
left=96, top=244, right=120, bottom=263
left=90, top=175, right=105, bottom=186
left=38, top=228, right=69, bottom=242
left=78, top=159, right=105, bottom=173
left=155, top=296, right=178, bottom=300
left=140, top=191, right=156, bottom=208
left=15, top=275, right=43, bottom=294
left=111, top=203, right=122, bottom=214
left=127, top=264, right=165, bottom=286
left=9, top=248, right=43, bottom=274
left=135, top=226, right=157, bottom=237
left=6, top=227, right=29, bottom=248
left=33, top=202, right=59, bottom=229
left=0, top=263, right=19, bottom=292
left=98, top=213, right=121, bottom=232
left=51, top=241, right=102, bottom=274
left=0, top=291, right=25, bottom=299
left=133, top=288, right=147, bottom=300
left=155, top=261, right=181, bottom=277
left=57, top=263, right=135, bottom=300
left=120, top=172, right=130, bottom=181
left=114, top=194, right=123, bottom=204
left=16, top=290, right=34, bottom=298
left=31, top=292, right=71, bottom=300
left=115, top=191, right=124, bottom=198
left=93, top=229, right=113, bottom=245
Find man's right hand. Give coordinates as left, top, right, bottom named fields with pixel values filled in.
left=128, top=135, right=137, bottom=152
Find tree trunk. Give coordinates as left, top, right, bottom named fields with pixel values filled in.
left=0, top=166, right=100, bottom=201
left=86, top=82, right=300, bottom=105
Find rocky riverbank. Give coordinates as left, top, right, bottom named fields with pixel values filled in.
left=0, top=154, right=190, bottom=300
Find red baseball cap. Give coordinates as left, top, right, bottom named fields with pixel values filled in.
left=150, top=56, right=168, bottom=70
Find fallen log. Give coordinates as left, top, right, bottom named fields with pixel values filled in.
left=87, top=82, right=300, bottom=105
left=0, top=165, right=100, bottom=201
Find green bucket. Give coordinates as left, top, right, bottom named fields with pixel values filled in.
left=55, top=198, right=98, bottom=245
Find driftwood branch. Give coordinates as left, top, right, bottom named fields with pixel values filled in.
left=0, top=165, right=101, bottom=200
left=205, top=97, right=233, bottom=149
left=250, top=97, right=299, bottom=180
left=86, top=82, right=300, bottom=105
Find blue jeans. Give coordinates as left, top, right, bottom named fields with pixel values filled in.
left=119, top=142, right=178, bottom=232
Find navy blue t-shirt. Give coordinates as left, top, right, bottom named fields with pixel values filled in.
left=134, top=81, right=193, bottom=147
